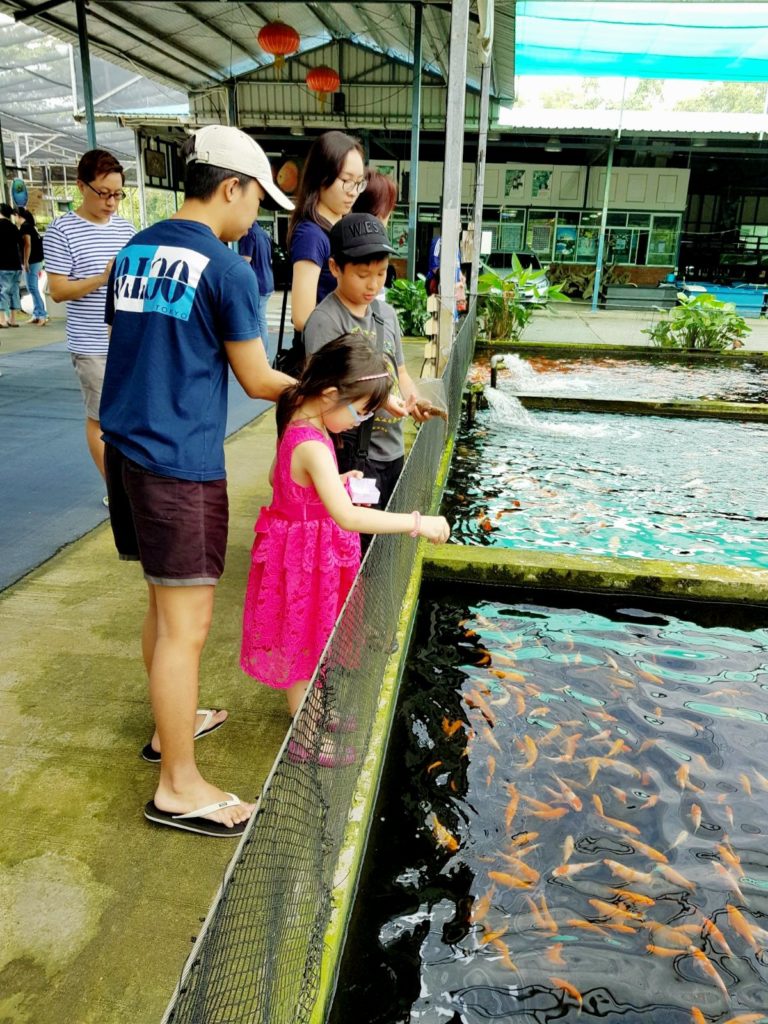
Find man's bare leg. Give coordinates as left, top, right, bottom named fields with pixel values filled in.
left=149, top=583, right=253, bottom=828
left=86, top=416, right=106, bottom=479
left=142, top=583, right=226, bottom=756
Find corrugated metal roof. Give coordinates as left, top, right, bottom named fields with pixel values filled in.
left=497, top=107, right=768, bottom=137
left=0, top=1, right=517, bottom=103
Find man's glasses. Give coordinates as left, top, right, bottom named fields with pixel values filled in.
left=84, top=181, right=127, bottom=202
left=347, top=404, right=374, bottom=425
left=337, top=176, right=367, bottom=196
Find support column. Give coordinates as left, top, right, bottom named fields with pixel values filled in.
left=0, top=119, right=8, bottom=203
left=437, top=0, right=470, bottom=373
left=406, top=1, right=423, bottom=281
left=470, top=59, right=492, bottom=299
left=591, top=136, right=615, bottom=312
left=75, top=0, right=97, bottom=149
left=134, top=131, right=148, bottom=229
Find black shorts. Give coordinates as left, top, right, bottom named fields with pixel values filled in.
left=104, top=443, right=228, bottom=586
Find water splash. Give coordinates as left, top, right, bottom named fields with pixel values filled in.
left=484, top=387, right=609, bottom=437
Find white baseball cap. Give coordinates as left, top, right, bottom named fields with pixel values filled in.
left=186, top=124, right=294, bottom=211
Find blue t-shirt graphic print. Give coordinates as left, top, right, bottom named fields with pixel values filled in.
left=112, top=244, right=210, bottom=321
left=101, top=219, right=261, bottom=482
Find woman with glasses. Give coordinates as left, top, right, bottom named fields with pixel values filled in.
left=43, top=149, right=135, bottom=489
left=282, top=131, right=365, bottom=371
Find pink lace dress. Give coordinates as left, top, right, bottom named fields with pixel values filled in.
left=240, top=422, right=361, bottom=688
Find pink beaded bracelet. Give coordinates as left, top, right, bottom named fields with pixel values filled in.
left=410, top=510, right=421, bottom=538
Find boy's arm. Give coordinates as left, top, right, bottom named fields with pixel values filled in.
left=225, top=338, right=295, bottom=401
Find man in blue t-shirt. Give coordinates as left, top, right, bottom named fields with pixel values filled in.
left=239, top=219, right=275, bottom=363
left=100, top=124, right=294, bottom=838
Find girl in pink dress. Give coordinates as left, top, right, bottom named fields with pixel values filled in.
left=240, top=336, right=450, bottom=765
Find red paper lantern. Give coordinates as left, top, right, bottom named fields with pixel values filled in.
left=257, top=21, right=300, bottom=76
left=306, top=65, right=341, bottom=107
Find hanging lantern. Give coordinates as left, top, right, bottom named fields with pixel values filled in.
left=257, top=21, right=300, bottom=77
left=306, top=65, right=341, bottom=109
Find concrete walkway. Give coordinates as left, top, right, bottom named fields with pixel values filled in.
left=523, top=301, right=768, bottom=350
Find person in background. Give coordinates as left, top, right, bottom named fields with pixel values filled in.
left=240, top=337, right=450, bottom=765
left=353, top=169, right=398, bottom=290
left=16, top=207, right=47, bottom=325
left=240, top=219, right=275, bottom=363
left=100, top=124, right=295, bottom=838
left=44, top=149, right=136, bottom=484
left=0, top=203, right=22, bottom=328
left=287, top=131, right=365, bottom=345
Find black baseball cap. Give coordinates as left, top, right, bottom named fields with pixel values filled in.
left=330, top=213, right=395, bottom=261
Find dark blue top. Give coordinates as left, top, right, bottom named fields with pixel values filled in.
left=101, top=219, right=260, bottom=481
left=239, top=222, right=274, bottom=296
left=289, top=219, right=335, bottom=305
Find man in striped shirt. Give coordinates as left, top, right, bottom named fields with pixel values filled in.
left=44, top=149, right=136, bottom=483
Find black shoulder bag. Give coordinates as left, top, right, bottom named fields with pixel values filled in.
left=274, top=289, right=306, bottom=377
left=336, top=301, right=386, bottom=474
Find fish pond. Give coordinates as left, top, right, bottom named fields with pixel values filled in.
left=481, top=355, right=768, bottom=405
left=330, top=589, right=768, bottom=1024
left=441, top=396, right=768, bottom=568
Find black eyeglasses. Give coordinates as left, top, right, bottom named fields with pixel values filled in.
left=84, top=181, right=127, bottom=202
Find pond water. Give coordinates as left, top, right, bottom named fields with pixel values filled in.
left=330, top=591, right=768, bottom=1024
left=479, top=355, right=768, bottom=404
left=441, top=396, right=768, bottom=568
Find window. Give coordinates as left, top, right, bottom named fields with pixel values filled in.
left=647, top=214, right=680, bottom=266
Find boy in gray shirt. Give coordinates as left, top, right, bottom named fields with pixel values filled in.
left=304, top=213, right=430, bottom=510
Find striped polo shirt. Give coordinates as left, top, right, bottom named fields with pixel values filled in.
left=43, top=211, right=136, bottom=355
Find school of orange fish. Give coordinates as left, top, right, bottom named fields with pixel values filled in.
left=424, top=610, right=768, bottom=1022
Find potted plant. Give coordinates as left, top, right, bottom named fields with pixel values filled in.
left=386, top=276, right=429, bottom=337
left=477, top=255, right=569, bottom=341
left=643, top=292, right=750, bottom=350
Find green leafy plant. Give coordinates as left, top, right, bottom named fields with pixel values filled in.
left=386, top=276, right=429, bottom=337
left=643, top=292, right=751, bottom=350
left=477, top=256, right=570, bottom=341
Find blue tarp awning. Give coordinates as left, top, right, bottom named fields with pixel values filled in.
left=516, top=1, right=768, bottom=81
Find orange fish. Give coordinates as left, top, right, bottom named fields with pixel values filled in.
left=691, top=804, right=702, bottom=832
left=712, top=862, right=745, bottom=903
left=553, top=732, right=582, bottom=762
left=430, top=814, right=459, bottom=852
left=488, top=870, right=532, bottom=890
left=739, top=773, right=753, bottom=796
left=690, top=1010, right=706, bottom=1024
left=716, top=842, right=742, bottom=874
left=565, top=917, right=609, bottom=937
left=647, top=944, right=682, bottom=958
left=524, top=895, right=548, bottom=930
left=722, top=1015, right=768, bottom=1023
left=500, top=854, right=539, bottom=884
left=441, top=717, right=463, bottom=737
left=479, top=924, right=508, bottom=945
left=483, top=727, right=502, bottom=754
left=613, top=888, right=655, bottom=907
left=519, top=734, right=538, bottom=769
left=505, top=784, right=520, bottom=832
left=426, top=760, right=443, bottom=773
left=632, top=837, right=668, bottom=864
left=545, top=943, right=566, bottom=966
left=639, top=794, right=660, bottom=811
left=529, top=805, right=569, bottom=821
left=592, top=794, right=641, bottom=836
left=562, top=834, right=574, bottom=864
left=688, top=946, right=729, bottom=1001
left=539, top=724, right=563, bottom=746
left=648, top=921, right=697, bottom=948
left=490, top=936, right=518, bottom=971
left=725, top=904, right=759, bottom=952
left=537, top=894, right=558, bottom=933
left=553, top=860, right=599, bottom=878
left=655, top=863, right=695, bottom=890
left=471, top=886, right=495, bottom=924
left=753, top=769, right=768, bottom=792
left=700, top=916, right=734, bottom=957
left=549, top=977, right=583, bottom=1010
left=510, top=830, right=539, bottom=847
left=589, top=898, right=643, bottom=922
left=553, top=774, right=582, bottom=812
left=486, top=755, right=496, bottom=785
left=603, top=859, right=654, bottom=886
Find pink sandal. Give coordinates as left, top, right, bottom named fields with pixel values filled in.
left=287, top=738, right=356, bottom=768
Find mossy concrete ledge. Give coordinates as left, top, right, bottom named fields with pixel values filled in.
left=476, top=340, right=768, bottom=363
left=518, top=396, right=768, bottom=422
left=423, top=546, right=768, bottom=604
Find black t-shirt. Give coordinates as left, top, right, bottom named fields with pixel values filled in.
left=0, top=218, right=21, bottom=271
left=20, top=222, right=44, bottom=264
